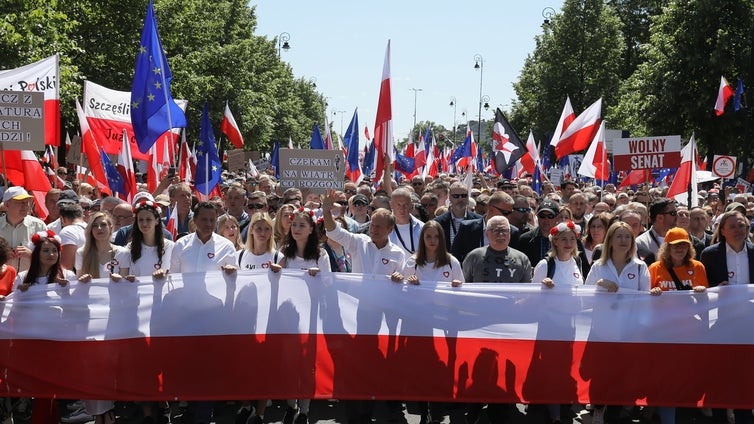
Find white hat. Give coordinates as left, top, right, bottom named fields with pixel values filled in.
left=2, top=186, right=32, bottom=203
left=132, top=191, right=155, bottom=206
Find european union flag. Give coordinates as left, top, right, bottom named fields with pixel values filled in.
left=533, top=163, right=542, bottom=195
left=131, top=0, right=186, bottom=154
left=344, top=110, right=360, bottom=172
left=362, top=141, right=375, bottom=177
left=310, top=123, right=325, bottom=150
left=195, top=102, right=222, bottom=196
left=734, top=78, right=745, bottom=112
left=450, top=132, right=472, bottom=164
left=394, top=148, right=415, bottom=175
left=270, top=141, right=280, bottom=179
left=101, top=150, right=125, bottom=196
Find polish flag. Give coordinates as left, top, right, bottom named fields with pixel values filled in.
left=421, top=133, right=437, bottom=178
left=577, top=121, right=610, bottom=181
left=550, top=96, right=575, bottom=147
left=0, top=151, right=53, bottom=218
left=323, top=114, right=334, bottom=150
left=667, top=134, right=699, bottom=207
left=555, top=98, right=602, bottom=159
left=0, top=272, right=752, bottom=408
left=373, top=41, right=393, bottom=182
left=177, top=135, right=194, bottom=183
left=165, top=203, right=178, bottom=240
left=519, top=130, right=540, bottom=176
left=0, top=54, right=60, bottom=146
left=248, top=159, right=259, bottom=178
left=116, top=130, right=138, bottom=202
left=715, top=76, right=734, bottom=116
left=147, top=144, right=161, bottom=193
left=220, top=101, right=244, bottom=149
left=75, top=99, right=110, bottom=195
left=618, top=169, right=650, bottom=189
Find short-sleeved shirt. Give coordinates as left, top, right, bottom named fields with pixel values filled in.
left=648, top=259, right=708, bottom=291
left=406, top=255, right=464, bottom=284
left=462, top=246, right=533, bottom=283
left=115, top=241, right=175, bottom=276
left=0, top=215, right=47, bottom=272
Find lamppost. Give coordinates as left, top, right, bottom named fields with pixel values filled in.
left=277, top=32, right=291, bottom=58
left=473, top=54, right=484, bottom=144
left=449, top=96, right=457, bottom=144
left=409, top=88, right=423, bottom=133
left=542, top=7, right=556, bottom=26
left=332, top=110, right=347, bottom=136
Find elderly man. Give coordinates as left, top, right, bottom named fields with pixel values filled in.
left=169, top=183, right=194, bottom=235
left=389, top=188, right=423, bottom=254
left=434, top=182, right=482, bottom=251
left=462, top=215, right=531, bottom=283
left=452, top=191, right=522, bottom=263
left=223, top=183, right=250, bottom=234
left=0, top=187, right=47, bottom=272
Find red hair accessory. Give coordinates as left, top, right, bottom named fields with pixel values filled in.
left=133, top=199, right=162, bottom=215
left=31, top=229, right=61, bottom=245
left=297, top=207, right=315, bottom=217
left=549, top=220, right=582, bottom=239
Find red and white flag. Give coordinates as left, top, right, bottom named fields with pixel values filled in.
left=83, top=80, right=187, bottom=161
left=667, top=134, right=699, bottom=206
left=177, top=136, right=195, bottom=184
left=0, top=54, right=60, bottom=146
left=372, top=41, right=393, bottom=182
left=518, top=130, right=540, bottom=176
left=577, top=121, right=610, bottom=181
left=715, top=76, right=734, bottom=116
left=0, top=151, right=53, bottom=218
left=75, top=99, right=110, bottom=194
left=116, top=130, right=137, bottom=202
left=323, top=114, right=334, bottom=150
left=421, top=134, right=437, bottom=178
left=220, top=101, right=244, bottom=149
left=165, top=203, right=178, bottom=239
left=550, top=96, right=575, bottom=148
left=555, top=98, right=602, bottom=159
left=618, top=169, right=649, bottom=189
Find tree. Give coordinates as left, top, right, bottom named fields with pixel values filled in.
left=511, top=0, right=624, bottom=145
left=609, top=0, right=753, bottom=167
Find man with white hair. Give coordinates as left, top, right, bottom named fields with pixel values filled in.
left=388, top=188, right=423, bottom=254
left=0, top=187, right=47, bottom=272
left=462, top=215, right=532, bottom=283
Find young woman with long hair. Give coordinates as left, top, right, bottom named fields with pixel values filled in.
left=16, top=230, right=75, bottom=290
left=534, top=220, right=584, bottom=288
left=582, top=213, right=610, bottom=263
left=113, top=200, right=173, bottom=280
left=238, top=212, right=276, bottom=269
left=217, top=214, right=243, bottom=251
left=273, top=204, right=296, bottom=246
left=76, top=213, right=124, bottom=281
left=270, top=208, right=330, bottom=424
left=405, top=220, right=462, bottom=286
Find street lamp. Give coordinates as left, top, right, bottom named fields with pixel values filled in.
left=482, top=95, right=490, bottom=112
left=474, top=54, right=484, bottom=144
left=449, top=96, right=457, bottom=144
left=409, top=88, right=423, bottom=133
left=277, top=32, right=291, bottom=58
left=332, top=110, right=347, bottom=136
left=542, top=7, right=556, bottom=26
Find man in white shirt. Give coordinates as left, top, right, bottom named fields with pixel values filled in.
left=0, top=187, right=47, bottom=272
left=170, top=202, right=237, bottom=273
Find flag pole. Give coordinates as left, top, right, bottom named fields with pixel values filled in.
left=205, top=149, right=209, bottom=198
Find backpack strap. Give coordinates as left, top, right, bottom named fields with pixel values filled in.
left=546, top=256, right=556, bottom=279
left=238, top=250, right=245, bottom=267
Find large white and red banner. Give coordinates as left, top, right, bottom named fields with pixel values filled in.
left=0, top=271, right=753, bottom=407
left=83, top=80, right=186, bottom=161
left=0, top=54, right=60, bottom=146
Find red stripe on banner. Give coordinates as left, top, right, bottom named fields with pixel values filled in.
left=0, top=335, right=752, bottom=407
left=45, top=99, right=60, bottom=146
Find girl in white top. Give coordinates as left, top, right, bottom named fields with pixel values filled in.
left=15, top=230, right=76, bottom=290
left=585, top=221, right=650, bottom=292
left=113, top=200, right=174, bottom=281
left=76, top=213, right=125, bottom=281
left=534, top=220, right=585, bottom=287
left=270, top=208, right=330, bottom=424
left=238, top=212, right=277, bottom=270
left=405, top=221, right=463, bottom=287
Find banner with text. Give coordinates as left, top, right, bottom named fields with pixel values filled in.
left=613, top=135, right=681, bottom=171
left=0, top=91, right=45, bottom=150
left=0, top=271, right=753, bottom=407
left=279, top=149, right=345, bottom=193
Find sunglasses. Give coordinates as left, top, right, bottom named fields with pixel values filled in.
left=659, top=210, right=678, bottom=216
left=487, top=227, right=511, bottom=235
left=412, top=182, right=424, bottom=186
left=488, top=204, right=512, bottom=216
left=246, top=203, right=266, bottom=210
left=538, top=213, right=556, bottom=219
left=344, top=189, right=357, bottom=195
left=352, top=202, right=368, bottom=207
left=451, top=193, right=468, bottom=199
left=513, top=207, right=531, bottom=213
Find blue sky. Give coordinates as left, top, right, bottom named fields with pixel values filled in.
left=252, top=0, right=561, bottom=144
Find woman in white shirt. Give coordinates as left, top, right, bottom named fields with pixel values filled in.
left=15, top=230, right=75, bottom=290
left=405, top=220, right=463, bottom=286
left=585, top=221, right=650, bottom=292
left=76, top=213, right=125, bottom=281
left=534, top=220, right=585, bottom=288
left=270, top=208, right=330, bottom=424
left=114, top=200, right=174, bottom=280
left=238, top=212, right=277, bottom=270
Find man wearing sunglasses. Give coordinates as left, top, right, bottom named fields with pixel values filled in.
left=451, top=191, right=521, bottom=263
left=434, top=182, right=482, bottom=251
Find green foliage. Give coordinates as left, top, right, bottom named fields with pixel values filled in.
left=609, top=0, right=753, bottom=165
left=1, top=0, right=323, bottom=153
left=511, top=0, right=624, bottom=143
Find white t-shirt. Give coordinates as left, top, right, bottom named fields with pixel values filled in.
left=170, top=233, right=236, bottom=273
left=15, top=269, right=77, bottom=286
left=59, top=222, right=86, bottom=247
left=75, top=245, right=128, bottom=278
left=532, top=257, right=584, bottom=286
left=115, top=240, right=175, bottom=276
left=238, top=250, right=277, bottom=271
left=405, top=255, right=464, bottom=284
left=277, top=248, right=331, bottom=273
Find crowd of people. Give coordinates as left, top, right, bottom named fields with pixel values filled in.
left=0, top=163, right=751, bottom=424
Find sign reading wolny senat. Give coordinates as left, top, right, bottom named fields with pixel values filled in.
left=279, top=149, right=345, bottom=194
left=612, top=135, right=682, bottom=171
left=0, top=91, right=45, bottom=151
